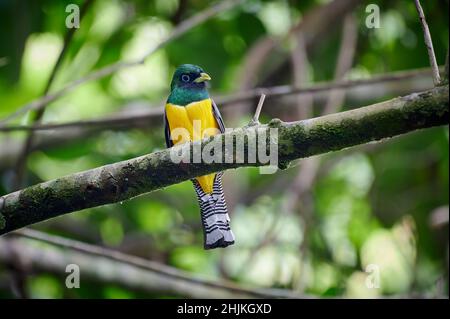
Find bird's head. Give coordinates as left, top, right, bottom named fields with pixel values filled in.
left=170, top=64, right=211, bottom=91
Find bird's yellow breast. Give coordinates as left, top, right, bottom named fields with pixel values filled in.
left=165, top=98, right=220, bottom=193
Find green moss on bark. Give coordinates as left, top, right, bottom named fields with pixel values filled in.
left=0, top=85, right=447, bottom=236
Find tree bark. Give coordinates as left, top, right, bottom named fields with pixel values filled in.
left=0, top=85, right=448, bottom=235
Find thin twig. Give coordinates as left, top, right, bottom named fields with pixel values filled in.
left=251, top=94, right=266, bottom=123
left=0, top=67, right=439, bottom=132
left=414, top=0, right=441, bottom=85
left=247, top=93, right=266, bottom=126
left=216, top=67, right=442, bottom=105
left=0, top=0, right=242, bottom=126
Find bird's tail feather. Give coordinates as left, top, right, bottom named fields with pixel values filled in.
left=193, top=173, right=235, bottom=249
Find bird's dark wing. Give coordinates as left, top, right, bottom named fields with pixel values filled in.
left=164, top=111, right=173, bottom=148
left=211, top=99, right=225, bottom=133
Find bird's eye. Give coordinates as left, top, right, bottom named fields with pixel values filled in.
left=181, top=74, right=190, bottom=82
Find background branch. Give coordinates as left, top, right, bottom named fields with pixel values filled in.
left=0, top=67, right=440, bottom=133
left=288, top=14, right=357, bottom=291
left=0, top=229, right=311, bottom=298
left=0, top=0, right=242, bottom=126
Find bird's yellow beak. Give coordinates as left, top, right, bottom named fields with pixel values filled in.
left=194, top=72, right=211, bottom=83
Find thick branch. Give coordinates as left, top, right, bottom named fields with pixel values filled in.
left=0, top=85, right=448, bottom=235
left=0, top=69, right=437, bottom=173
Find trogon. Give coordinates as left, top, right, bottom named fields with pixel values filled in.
left=164, top=64, right=235, bottom=249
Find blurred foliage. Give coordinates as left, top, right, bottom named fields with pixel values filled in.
left=0, top=0, right=448, bottom=298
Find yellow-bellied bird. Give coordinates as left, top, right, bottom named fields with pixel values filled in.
left=164, top=64, right=235, bottom=249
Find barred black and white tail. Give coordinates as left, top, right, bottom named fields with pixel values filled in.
left=192, top=172, right=235, bottom=249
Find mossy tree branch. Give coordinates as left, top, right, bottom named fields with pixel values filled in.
left=0, top=85, right=448, bottom=235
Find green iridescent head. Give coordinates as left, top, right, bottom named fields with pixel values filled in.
left=167, top=64, right=211, bottom=106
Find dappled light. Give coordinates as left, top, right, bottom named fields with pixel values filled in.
left=0, top=0, right=448, bottom=302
